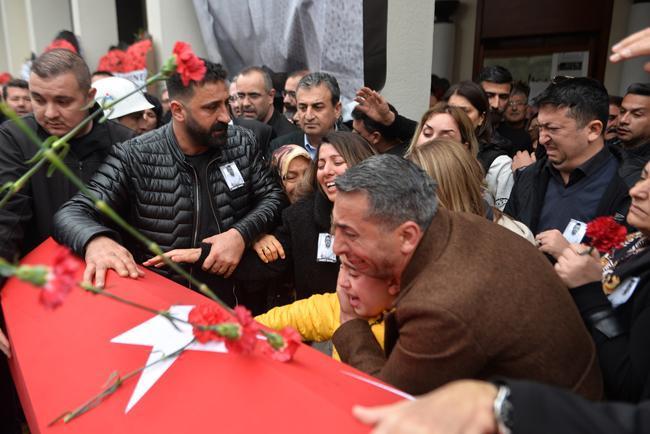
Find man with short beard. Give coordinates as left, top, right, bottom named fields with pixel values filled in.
left=616, top=83, right=650, bottom=186
left=53, top=60, right=286, bottom=307
left=606, top=95, right=622, bottom=146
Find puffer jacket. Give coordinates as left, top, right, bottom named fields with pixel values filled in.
left=255, top=292, right=385, bottom=361
left=53, top=122, right=286, bottom=269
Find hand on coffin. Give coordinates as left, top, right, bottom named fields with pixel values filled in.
left=143, top=248, right=201, bottom=268
left=84, top=236, right=144, bottom=288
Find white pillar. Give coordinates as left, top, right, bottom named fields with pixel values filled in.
left=0, top=0, right=32, bottom=75
left=381, top=0, right=435, bottom=121
left=432, top=22, right=455, bottom=81
left=146, top=0, right=207, bottom=72
left=619, top=2, right=650, bottom=95
left=0, top=4, right=8, bottom=73
left=70, top=0, right=119, bottom=72
left=25, top=0, right=72, bottom=54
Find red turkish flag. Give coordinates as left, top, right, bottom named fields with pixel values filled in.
left=2, top=239, right=408, bottom=433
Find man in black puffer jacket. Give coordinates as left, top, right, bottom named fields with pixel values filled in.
left=53, top=60, right=287, bottom=307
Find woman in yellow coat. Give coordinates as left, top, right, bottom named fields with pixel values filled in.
left=256, top=263, right=396, bottom=360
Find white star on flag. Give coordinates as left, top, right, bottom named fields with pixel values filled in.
left=111, top=305, right=227, bottom=413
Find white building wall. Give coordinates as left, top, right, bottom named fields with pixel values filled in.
left=70, top=0, right=119, bottom=72
left=0, top=0, right=32, bottom=75
left=381, top=0, right=435, bottom=120
left=146, top=0, right=207, bottom=76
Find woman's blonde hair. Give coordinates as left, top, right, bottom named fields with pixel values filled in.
left=408, top=102, right=480, bottom=158
left=407, top=138, right=485, bottom=216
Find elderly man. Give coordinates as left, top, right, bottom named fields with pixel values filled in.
left=330, top=154, right=602, bottom=398
left=270, top=72, right=345, bottom=158
left=53, top=60, right=286, bottom=307
left=236, top=66, right=297, bottom=138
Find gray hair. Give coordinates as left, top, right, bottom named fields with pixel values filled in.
left=297, top=72, right=340, bottom=105
left=335, top=154, right=438, bottom=230
left=238, top=66, right=273, bottom=93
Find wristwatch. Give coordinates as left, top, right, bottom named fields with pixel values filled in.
left=493, top=383, right=514, bottom=434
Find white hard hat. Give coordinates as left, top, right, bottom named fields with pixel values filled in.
left=92, top=76, right=153, bottom=120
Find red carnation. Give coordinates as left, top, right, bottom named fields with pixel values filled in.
left=44, top=39, right=78, bottom=54
left=40, top=247, right=79, bottom=309
left=225, top=306, right=259, bottom=355
left=265, top=327, right=301, bottom=362
left=172, top=42, right=206, bottom=86
left=97, top=49, right=127, bottom=73
left=586, top=216, right=627, bottom=254
left=0, top=72, right=11, bottom=85
left=126, top=39, right=152, bottom=71
left=188, top=304, right=230, bottom=343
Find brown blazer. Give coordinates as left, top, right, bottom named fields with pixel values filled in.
left=333, top=208, right=603, bottom=399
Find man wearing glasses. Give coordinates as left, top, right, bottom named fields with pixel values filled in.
left=235, top=66, right=298, bottom=139
left=499, top=81, right=533, bottom=154
left=282, top=69, right=309, bottom=124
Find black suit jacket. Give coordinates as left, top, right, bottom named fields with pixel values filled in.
left=267, top=109, right=299, bottom=138
left=269, top=130, right=305, bottom=157
left=233, top=117, right=273, bottom=158
left=508, top=379, right=650, bottom=434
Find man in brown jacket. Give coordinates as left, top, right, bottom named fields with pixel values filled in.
left=331, top=154, right=602, bottom=399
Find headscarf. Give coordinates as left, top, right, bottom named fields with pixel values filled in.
left=272, top=144, right=310, bottom=179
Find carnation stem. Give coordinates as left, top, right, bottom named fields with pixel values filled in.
left=48, top=339, right=195, bottom=425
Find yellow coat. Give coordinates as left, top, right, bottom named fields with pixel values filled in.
left=255, top=292, right=385, bottom=361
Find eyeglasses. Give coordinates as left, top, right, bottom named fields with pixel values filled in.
left=508, top=101, right=527, bottom=108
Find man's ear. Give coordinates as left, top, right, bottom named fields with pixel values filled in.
left=269, top=88, right=276, bottom=99
left=396, top=221, right=422, bottom=255
left=170, top=100, right=185, bottom=122
left=369, top=131, right=382, bottom=146
left=334, top=101, right=342, bottom=120
left=586, top=119, right=604, bottom=142
left=387, top=276, right=401, bottom=296
left=87, top=86, right=97, bottom=102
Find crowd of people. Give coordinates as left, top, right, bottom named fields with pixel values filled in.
left=0, top=22, right=650, bottom=433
